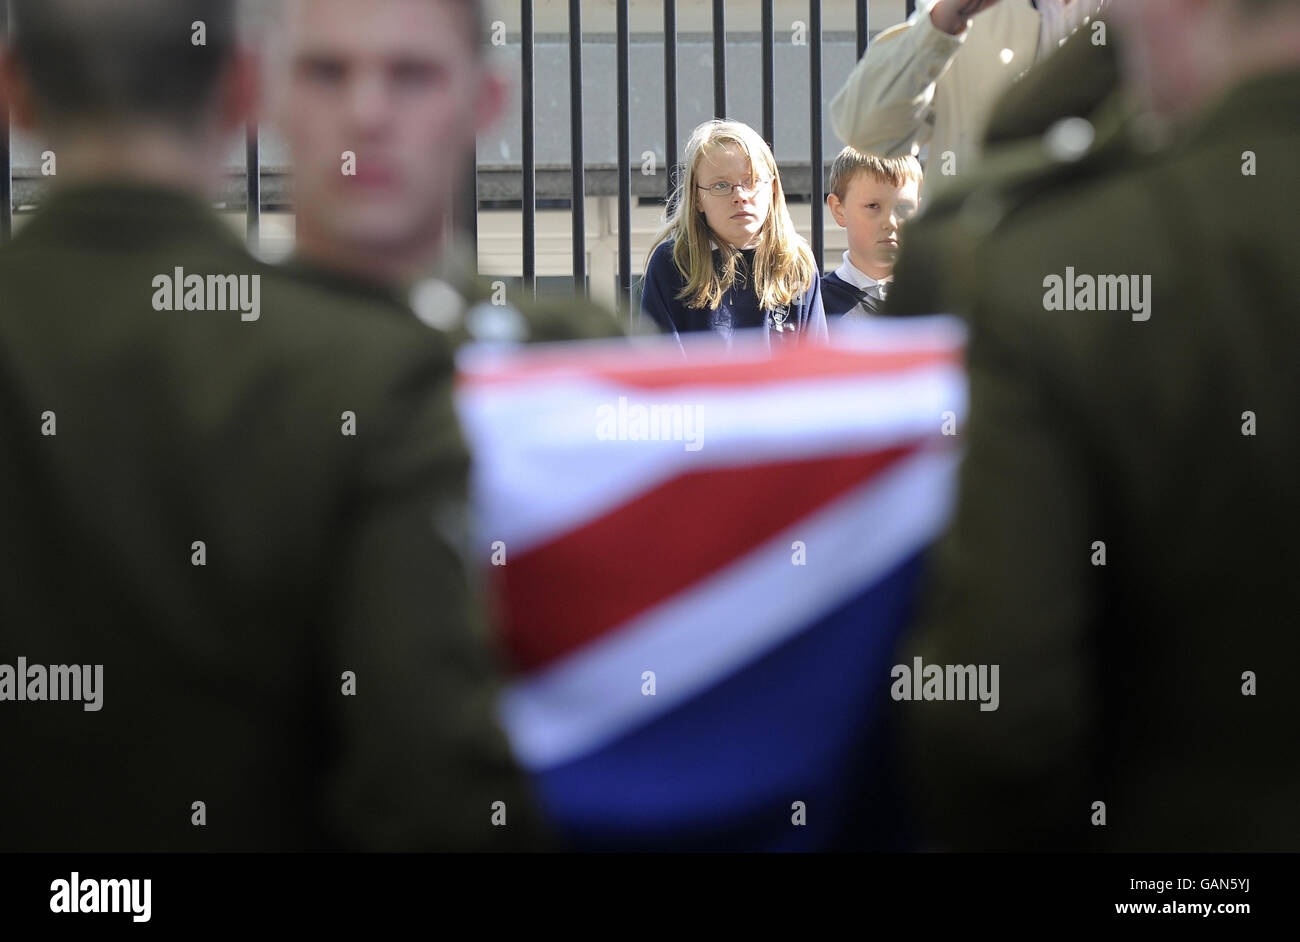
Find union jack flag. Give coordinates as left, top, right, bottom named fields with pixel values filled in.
left=456, top=318, right=967, bottom=850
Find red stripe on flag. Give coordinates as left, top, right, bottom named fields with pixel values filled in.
left=459, top=345, right=960, bottom=391
left=494, top=442, right=924, bottom=672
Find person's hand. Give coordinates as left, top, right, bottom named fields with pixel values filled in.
left=930, top=0, right=1004, bottom=35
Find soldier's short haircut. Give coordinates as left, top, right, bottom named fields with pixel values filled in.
left=827, top=147, right=924, bottom=202
left=445, top=0, right=492, bottom=58
left=10, top=0, right=238, bottom=131
left=269, top=0, right=492, bottom=59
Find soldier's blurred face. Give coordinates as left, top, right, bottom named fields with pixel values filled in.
left=829, top=173, right=920, bottom=277
left=1110, top=0, right=1216, bottom=117
left=277, top=0, right=504, bottom=253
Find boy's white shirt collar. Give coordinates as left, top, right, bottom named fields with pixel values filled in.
left=834, top=251, right=889, bottom=294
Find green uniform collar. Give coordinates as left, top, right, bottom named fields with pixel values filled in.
left=285, top=235, right=479, bottom=308
left=280, top=254, right=410, bottom=311
left=1180, top=66, right=1300, bottom=152
left=12, top=180, right=236, bottom=250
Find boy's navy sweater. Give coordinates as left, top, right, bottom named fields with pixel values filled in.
left=821, top=269, right=878, bottom=319
left=640, top=240, right=828, bottom=352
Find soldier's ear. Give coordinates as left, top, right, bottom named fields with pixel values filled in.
left=215, top=47, right=259, bottom=136
left=472, top=65, right=509, bottom=135
left=0, top=50, right=40, bottom=131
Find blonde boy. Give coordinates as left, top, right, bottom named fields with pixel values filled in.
left=822, top=149, right=923, bottom=321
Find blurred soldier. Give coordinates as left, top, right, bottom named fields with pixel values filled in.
left=0, top=0, right=542, bottom=850
left=270, top=0, right=624, bottom=344
left=898, top=0, right=1300, bottom=850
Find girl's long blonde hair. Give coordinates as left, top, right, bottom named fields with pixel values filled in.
left=646, top=119, right=818, bottom=312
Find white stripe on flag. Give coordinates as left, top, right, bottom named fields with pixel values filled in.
left=460, top=364, right=966, bottom=555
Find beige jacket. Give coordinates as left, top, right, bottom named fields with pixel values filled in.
left=829, top=0, right=1043, bottom=202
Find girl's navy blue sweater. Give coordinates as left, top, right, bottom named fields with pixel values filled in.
left=639, top=241, right=828, bottom=353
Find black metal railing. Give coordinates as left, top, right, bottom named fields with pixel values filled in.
left=1, top=0, right=11, bottom=244
left=599, top=0, right=886, bottom=321
left=522, top=0, right=537, bottom=295
left=810, top=0, right=825, bottom=268
left=246, top=124, right=260, bottom=254
left=1, top=1, right=909, bottom=323
left=507, top=0, right=893, bottom=321
left=616, top=0, right=632, bottom=314
left=568, top=0, right=586, bottom=295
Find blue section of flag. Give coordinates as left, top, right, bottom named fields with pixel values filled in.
left=531, top=549, right=929, bottom=851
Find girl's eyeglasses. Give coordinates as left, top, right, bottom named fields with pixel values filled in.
left=696, top=178, right=773, bottom=198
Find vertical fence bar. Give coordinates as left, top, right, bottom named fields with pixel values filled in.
left=761, top=0, right=774, bottom=151
left=245, top=123, right=260, bottom=253
left=712, top=0, right=726, bottom=119
left=809, top=0, right=823, bottom=270
left=0, top=0, right=11, bottom=243
left=453, top=160, right=479, bottom=275
left=568, top=0, right=585, bottom=294
left=521, top=0, right=536, bottom=298
left=856, top=0, right=869, bottom=58
left=664, top=0, right=678, bottom=208
left=616, top=0, right=632, bottom=321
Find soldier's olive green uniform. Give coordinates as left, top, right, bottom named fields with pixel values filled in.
left=435, top=239, right=628, bottom=345
left=886, top=26, right=1125, bottom=320
left=287, top=237, right=626, bottom=349
left=895, top=68, right=1300, bottom=850
left=0, top=183, right=546, bottom=851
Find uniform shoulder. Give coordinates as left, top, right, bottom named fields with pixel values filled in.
left=463, top=281, right=626, bottom=343
left=450, top=262, right=626, bottom=343
left=984, top=25, right=1120, bottom=147
left=231, top=257, right=457, bottom=406
left=262, top=261, right=441, bottom=345
left=981, top=103, right=1259, bottom=269
left=516, top=292, right=626, bottom=342
left=960, top=157, right=1186, bottom=395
